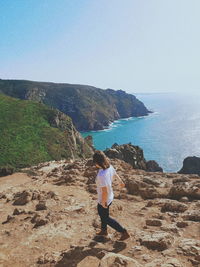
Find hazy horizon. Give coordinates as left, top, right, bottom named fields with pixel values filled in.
left=1, top=0, right=200, bottom=94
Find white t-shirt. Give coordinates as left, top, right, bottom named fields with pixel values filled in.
left=95, top=164, right=116, bottom=205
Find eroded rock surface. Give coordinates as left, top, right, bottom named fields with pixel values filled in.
left=0, top=158, right=199, bottom=267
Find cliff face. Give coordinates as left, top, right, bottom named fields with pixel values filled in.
left=0, top=94, right=93, bottom=169
left=0, top=79, right=151, bottom=131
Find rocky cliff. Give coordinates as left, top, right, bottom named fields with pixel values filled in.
left=178, top=156, right=200, bottom=176
left=0, top=158, right=199, bottom=266
left=0, top=79, right=151, bottom=131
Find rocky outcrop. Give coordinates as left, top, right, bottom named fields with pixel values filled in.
left=0, top=79, right=151, bottom=131
left=178, top=156, right=200, bottom=176
left=104, top=143, right=163, bottom=172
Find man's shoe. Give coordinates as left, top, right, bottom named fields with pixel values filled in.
left=96, top=229, right=108, bottom=236
left=119, top=230, right=130, bottom=241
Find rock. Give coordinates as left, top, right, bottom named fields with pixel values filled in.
left=145, top=257, right=183, bottom=267
left=168, top=184, right=200, bottom=200
left=177, top=238, right=200, bottom=264
left=37, top=252, right=61, bottom=264
left=173, top=177, right=190, bottom=184
left=13, top=190, right=32, bottom=205
left=104, top=143, right=162, bottom=171
left=161, top=200, right=188, bottom=213
left=2, top=215, right=15, bottom=224
left=179, top=196, right=189, bottom=202
left=87, top=184, right=96, bottom=194
left=160, top=224, right=179, bottom=234
left=139, top=187, right=164, bottom=199
left=0, top=193, right=6, bottom=199
left=13, top=208, right=25, bottom=215
left=77, top=256, right=100, bottom=267
left=146, top=160, right=163, bottom=172
left=176, top=221, right=189, bottom=228
left=0, top=166, right=14, bottom=177
left=36, top=201, right=47, bottom=211
left=182, top=211, right=200, bottom=222
left=139, top=231, right=174, bottom=251
left=31, top=214, right=48, bottom=228
left=143, top=177, right=162, bottom=187
left=99, top=252, right=141, bottom=267
left=178, top=156, right=200, bottom=175
left=146, top=219, right=162, bottom=226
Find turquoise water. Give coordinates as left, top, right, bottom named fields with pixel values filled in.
left=81, top=92, right=200, bottom=172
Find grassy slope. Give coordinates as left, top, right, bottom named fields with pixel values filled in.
left=0, top=94, right=86, bottom=168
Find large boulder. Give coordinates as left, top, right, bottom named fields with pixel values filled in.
left=161, top=199, right=188, bottom=213
left=178, top=156, right=200, bottom=175
left=138, top=231, right=174, bottom=251
left=168, top=183, right=200, bottom=200
left=104, top=143, right=163, bottom=172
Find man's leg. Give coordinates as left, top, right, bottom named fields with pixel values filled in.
left=97, top=203, right=108, bottom=230
left=106, top=204, right=126, bottom=233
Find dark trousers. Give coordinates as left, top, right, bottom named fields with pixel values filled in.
left=97, top=202, right=125, bottom=232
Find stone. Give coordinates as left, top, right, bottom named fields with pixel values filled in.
left=2, top=215, right=15, bottom=224
left=104, top=143, right=162, bottom=171
left=146, top=160, right=163, bottom=172
left=146, top=219, right=162, bottom=226
left=168, top=184, right=200, bottom=200
left=13, top=190, right=32, bottom=205
left=13, top=208, right=25, bottom=215
left=179, top=196, right=189, bottom=202
left=160, top=224, right=179, bottom=234
left=139, top=231, right=174, bottom=251
left=161, top=200, right=188, bottom=213
left=99, top=252, right=141, bottom=267
left=178, top=156, right=200, bottom=175
left=176, top=221, right=189, bottom=228
left=177, top=238, right=200, bottom=264
left=31, top=214, right=48, bottom=228
left=182, top=211, right=200, bottom=222
left=143, top=177, right=162, bottom=186
left=36, top=201, right=47, bottom=211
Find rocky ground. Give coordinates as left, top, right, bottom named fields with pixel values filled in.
left=0, top=158, right=200, bottom=267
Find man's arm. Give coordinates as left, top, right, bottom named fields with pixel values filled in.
left=101, top=186, right=108, bottom=208
left=113, top=173, right=125, bottom=188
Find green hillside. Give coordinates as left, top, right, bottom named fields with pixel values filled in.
left=0, top=94, right=93, bottom=169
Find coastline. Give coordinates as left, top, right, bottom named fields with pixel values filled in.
left=80, top=110, right=157, bottom=134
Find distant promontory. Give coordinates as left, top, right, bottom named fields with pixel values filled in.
left=0, top=79, right=152, bottom=131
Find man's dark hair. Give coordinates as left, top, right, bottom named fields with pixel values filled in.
left=93, top=150, right=110, bottom=170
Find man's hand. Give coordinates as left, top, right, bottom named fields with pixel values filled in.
left=101, top=202, right=108, bottom=208
left=119, top=182, right=125, bottom=189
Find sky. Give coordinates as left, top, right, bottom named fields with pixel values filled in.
left=0, top=0, right=200, bottom=94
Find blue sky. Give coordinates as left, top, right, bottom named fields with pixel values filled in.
left=0, top=0, right=200, bottom=93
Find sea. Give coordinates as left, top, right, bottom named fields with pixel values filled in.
left=81, top=92, right=200, bottom=173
